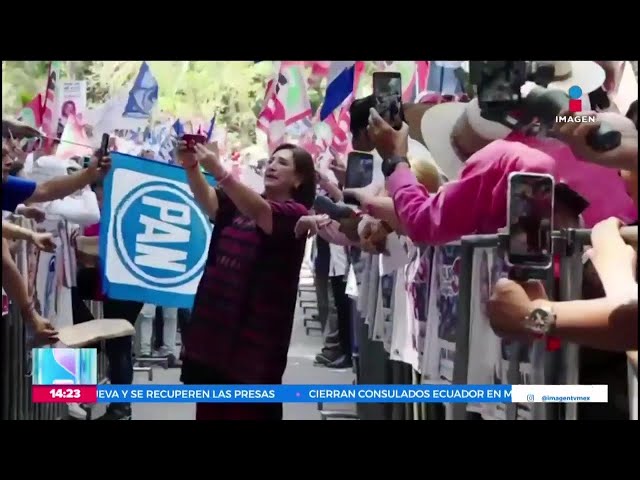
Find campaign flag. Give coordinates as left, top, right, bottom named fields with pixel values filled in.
left=99, top=153, right=215, bottom=308
left=205, top=115, right=216, bottom=142
left=123, top=62, right=159, bottom=119
left=41, top=61, right=62, bottom=152
left=319, top=61, right=364, bottom=120
left=17, top=94, right=44, bottom=129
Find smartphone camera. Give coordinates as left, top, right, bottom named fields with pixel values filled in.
left=507, top=172, right=554, bottom=270
left=373, top=72, right=404, bottom=129
left=345, top=152, right=374, bottom=190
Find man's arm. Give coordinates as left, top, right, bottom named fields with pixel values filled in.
left=28, top=168, right=97, bottom=204
left=386, top=141, right=554, bottom=245
left=2, top=221, right=35, bottom=242
left=536, top=297, right=638, bottom=352
left=2, top=238, right=34, bottom=318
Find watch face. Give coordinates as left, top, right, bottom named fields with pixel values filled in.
left=528, top=308, right=551, bottom=334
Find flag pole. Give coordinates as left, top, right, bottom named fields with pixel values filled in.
left=39, top=61, right=52, bottom=125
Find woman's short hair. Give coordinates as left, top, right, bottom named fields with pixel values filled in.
left=272, top=143, right=316, bottom=209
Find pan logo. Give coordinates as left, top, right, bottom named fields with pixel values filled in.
left=113, top=180, right=210, bottom=289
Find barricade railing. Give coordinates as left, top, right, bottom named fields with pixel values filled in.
left=353, top=226, right=637, bottom=421
left=1, top=214, right=111, bottom=420
left=451, top=226, right=637, bottom=420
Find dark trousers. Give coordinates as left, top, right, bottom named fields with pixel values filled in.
left=71, top=288, right=142, bottom=409
left=330, top=275, right=352, bottom=357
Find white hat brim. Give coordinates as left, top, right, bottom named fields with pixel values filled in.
left=420, top=102, right=467, bottom=181
left=547, top=61, right=606, bottom=95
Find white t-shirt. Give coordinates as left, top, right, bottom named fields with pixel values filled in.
left=390, top=260, right=420, bottom=369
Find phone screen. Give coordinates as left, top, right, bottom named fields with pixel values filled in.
left=507, top=173, right=554, bottom=269
left=373, top=72, right=404, bottom=129
left=345, top=152, right=374, bottom=190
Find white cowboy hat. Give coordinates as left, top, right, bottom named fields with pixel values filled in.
left=544, top=61, right=606, bottom=95
left=610, top=61, right=638, bottom=115
left=418, top=98, right=512, bottom=181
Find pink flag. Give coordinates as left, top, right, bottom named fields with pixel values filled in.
left=55, top=114, right=93, bottom=160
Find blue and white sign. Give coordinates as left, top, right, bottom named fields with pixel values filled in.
left=100, top=153, right=215, bottom=308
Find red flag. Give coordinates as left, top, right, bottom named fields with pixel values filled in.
left=41, top=61, right=62, bottom=153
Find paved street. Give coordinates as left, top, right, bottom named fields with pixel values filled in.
left=130, top=300, right=356, bottom=420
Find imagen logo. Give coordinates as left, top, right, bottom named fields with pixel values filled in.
left=555, top=84, right=597, bottom=124
left=33, top=348, right=97, bottom=385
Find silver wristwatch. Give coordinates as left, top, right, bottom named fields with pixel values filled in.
left=524, top=303, right=556, bottom=336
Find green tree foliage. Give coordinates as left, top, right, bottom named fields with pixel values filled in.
left=2, top=60, right=330, bottom=146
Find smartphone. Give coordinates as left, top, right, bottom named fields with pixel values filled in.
left=373, top=71, right=404, bottom=129
left=345, top=151, right=374, bottom=190
left=99, top=133, right=110, bottom=157
left=506, top=172, right=554, bottom=269
left=181, top=133, right=207, bottom=152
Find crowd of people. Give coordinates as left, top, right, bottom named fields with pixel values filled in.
left=1, top=60, right=637, bottom=421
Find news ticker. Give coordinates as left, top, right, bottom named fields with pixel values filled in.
left=31, top=384, right=609, bottom=404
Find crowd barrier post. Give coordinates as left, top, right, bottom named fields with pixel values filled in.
left=451, top=234, right=500, bottom=420
left=558, top=229, right=584, bottom=421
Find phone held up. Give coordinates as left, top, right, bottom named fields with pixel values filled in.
left=343, top=151, right=375, bottom=206
left=181, top=133, right=207, bottom=152
left=372, top=71, right=404, bottom=130
left=99, top=133, right=110, bottom=158
left=506, top=172, right=555, bottom=274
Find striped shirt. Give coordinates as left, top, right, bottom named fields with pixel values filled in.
left=183, top=189, right=308, bottom=384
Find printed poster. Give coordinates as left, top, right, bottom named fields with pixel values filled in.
left=424, top=245, right=462, bottom=383
left=390, top=268, right=419, bottom=369
left=466, top=248, right=501, bottom=416
left=57, top=80, right=87, bottom=130
left=378, top=269, right=395, bottom=351
left=483, top=251, right=535, bottom=420
left=405, top=245, right=433, bottom=373
left=365, top=254, right=380, bottom=334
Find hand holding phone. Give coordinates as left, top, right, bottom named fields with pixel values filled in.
left=181, top=133, right=207, bottom=152
left=94, top=133, right=110, bottom=159
left=373, top=71, right=404, bottom=130
left=506, top=172, right=554, bottom=270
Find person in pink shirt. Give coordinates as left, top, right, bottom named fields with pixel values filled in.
left=360, top=98, right=635, bottom=245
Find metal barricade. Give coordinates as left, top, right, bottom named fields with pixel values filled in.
left=450, top=227, right=638, bottom=420
left=1, top=306, right=67, bottom=420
